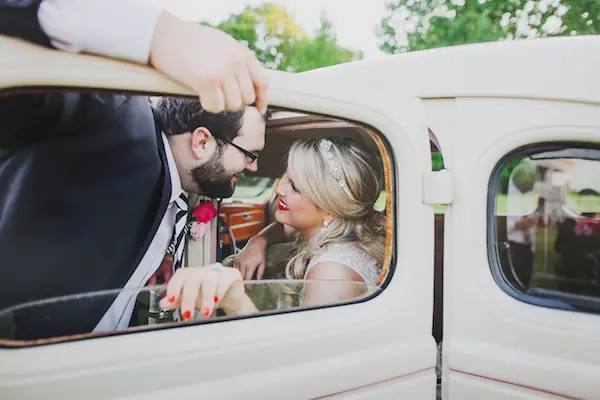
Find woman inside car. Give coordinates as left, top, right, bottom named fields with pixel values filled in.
left=159, top=137, right=386, bottom=319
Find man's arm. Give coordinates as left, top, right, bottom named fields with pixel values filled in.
left=0, top=0, right=51, bottom=47
left=37, top=0, right=162, bottom=65
left=1, top=0, right=269, bottom=114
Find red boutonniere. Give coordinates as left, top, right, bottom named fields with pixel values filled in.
left=574, top=219, right=600, bottom=237
left=187, top=201, right=217, bottom=241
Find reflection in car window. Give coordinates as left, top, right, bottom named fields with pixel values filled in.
left=230, top=175, right=275, bottom=199
left=0, top=281, right=381, bottom=345
left=492, top=147, right=600, bottom=311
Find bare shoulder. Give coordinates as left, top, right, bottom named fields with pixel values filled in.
left=306, top=261, right=363, bottom=282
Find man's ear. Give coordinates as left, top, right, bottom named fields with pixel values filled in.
left=190, top=127, right=217, bottom=160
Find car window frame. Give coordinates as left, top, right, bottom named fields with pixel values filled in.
left=487, top=141, right=600, bottom=315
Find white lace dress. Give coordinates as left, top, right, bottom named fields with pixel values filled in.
left=303, top=242, right=381, bottom=288
left=291, top=243, right=381, bottom=306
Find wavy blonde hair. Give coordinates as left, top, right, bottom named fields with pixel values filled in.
left=284, top=137, right=386, bottom=280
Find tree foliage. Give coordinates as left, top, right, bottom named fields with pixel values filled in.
left=210, top=4, right=362, bottom=72
left=377, top=0, right=599, bottom=54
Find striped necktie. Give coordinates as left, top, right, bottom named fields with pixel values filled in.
left=167, top=192, right=189, bottom=272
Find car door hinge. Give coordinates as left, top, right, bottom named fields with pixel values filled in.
left=422, top=169, right=452, bottom=205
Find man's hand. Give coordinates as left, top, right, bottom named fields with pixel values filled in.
left=149, top=12, right=269, bottom=114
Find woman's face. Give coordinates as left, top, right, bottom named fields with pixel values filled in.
left=274, top=172, right=324, bottom=234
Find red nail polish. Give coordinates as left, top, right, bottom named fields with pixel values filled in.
left=168, top=296, right=175, bottom=303
left=182, top=310, right=192, bottom=320
left=214, top=296, right=219, bottom=303
left=202, top=308, right=211, bottom=317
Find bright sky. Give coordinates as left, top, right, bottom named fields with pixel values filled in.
left=139, top=0, right=388, bottom=59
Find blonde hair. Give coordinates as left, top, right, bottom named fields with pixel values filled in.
left=285, top=137, right=386, bottom=280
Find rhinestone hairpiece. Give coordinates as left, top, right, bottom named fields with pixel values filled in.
left=319, top=139, right=353, bottom=198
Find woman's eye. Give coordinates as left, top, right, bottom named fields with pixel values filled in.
left=290, top=181, right=299, bottom=192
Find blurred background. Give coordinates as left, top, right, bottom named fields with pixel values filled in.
left=140, top=0, right=599, bottom=71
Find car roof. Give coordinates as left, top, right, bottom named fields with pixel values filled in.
left=299, top=35, right=600, bottom=104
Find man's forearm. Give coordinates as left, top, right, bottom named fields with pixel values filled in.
left=0, top=0, right=51, bottom=47
left=255, top=222, right=296, bottom=246
left=38, top=0, right=163, bottom=64
left=1, top=0, right=164, bottom=65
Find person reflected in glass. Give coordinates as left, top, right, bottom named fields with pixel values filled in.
left=505, top=162, right=539, bottom=289
left=554, top=188, right=600, bottom=296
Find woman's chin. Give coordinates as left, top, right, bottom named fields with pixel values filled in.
left=274, top=210, right=285, bottom=224
left=274, top=211, right=295, bottom=228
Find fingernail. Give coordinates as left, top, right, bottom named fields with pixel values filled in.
left=202, top=308, right=211, bottom=317
left=182, top=309, right=192, bottom=320
left=168, top=296, right=175, bottom=303
left=214, top=296, right=219, bottom=303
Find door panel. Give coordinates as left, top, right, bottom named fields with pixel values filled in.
left=219, top=203, right=267, bottom=245
left=0, top=37, right=436, bottom=398
left=445, top=98, right=600, bottom=399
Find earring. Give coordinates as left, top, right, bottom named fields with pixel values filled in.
left=323, top=219, right=330, bottom=228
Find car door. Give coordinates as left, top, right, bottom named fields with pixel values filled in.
left=444, top=95, right=600, bottom=399
left=0, top=37, right=437, bottom=399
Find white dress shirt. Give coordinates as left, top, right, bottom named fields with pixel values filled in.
left=38, top=0, right=162, bottom=65
left=506, top=179, right=536, bottom=252
left=94, top=133, right=184, bottom=332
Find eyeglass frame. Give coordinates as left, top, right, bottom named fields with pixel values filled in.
left=186, top=124, right=258, bottom=163
left=221, top=138, right=258, bottom=163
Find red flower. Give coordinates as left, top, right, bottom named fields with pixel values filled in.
left=574, top=219, right=600, bottom=236
left=191, top=201, right=217, bottom=223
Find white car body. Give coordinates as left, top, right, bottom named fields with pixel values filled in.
left=0, top=34, right=599, bottom=399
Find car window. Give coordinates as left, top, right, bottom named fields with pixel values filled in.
left=0, top=90, right=395, bottom=346
left=230, top=176, right=275, bottom=200
left=491, top=145, right=600, bottom=312
left=0, top=281, right=381, bottom=344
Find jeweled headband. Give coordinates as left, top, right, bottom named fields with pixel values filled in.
left=319, top=138, right=354, bottom=198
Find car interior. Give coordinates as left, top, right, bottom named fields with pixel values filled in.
left=216, top=108, right=394, bottom=282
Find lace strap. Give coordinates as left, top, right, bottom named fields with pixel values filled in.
left=305, top=244, right=380, bottom=286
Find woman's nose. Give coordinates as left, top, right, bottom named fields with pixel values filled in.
left=275, top=181, right=286, bottom=197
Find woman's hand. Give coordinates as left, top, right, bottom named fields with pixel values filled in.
left=234, top=235, right=269, bottom=280
left=158, top=263, right=253, bottom=319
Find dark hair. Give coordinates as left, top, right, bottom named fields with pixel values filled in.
left=153, top=98, right=245, bottom=142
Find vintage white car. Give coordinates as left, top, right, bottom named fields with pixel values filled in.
left=0, top=34, right=599, bottom=399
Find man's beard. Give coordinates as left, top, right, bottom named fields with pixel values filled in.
left=190, top=150, right=236, bottom=199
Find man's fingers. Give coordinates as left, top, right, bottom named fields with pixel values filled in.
left=246, top=53, right=269, bottom=114
left=237, top=261, right=246, bottom=279
left=243, top=263, right=256, bottom=280
left=221, top=76, right=243, bottom=112
left=199, top=84, right=225, bottom=114
left=236, top=68, right=256, bottom=108
left=256, top=262, right=266, bottom=280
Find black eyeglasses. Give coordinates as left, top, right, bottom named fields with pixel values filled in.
left=221, top=138, right=258, bottom=163
left=186, top=124, right=258, bottom=163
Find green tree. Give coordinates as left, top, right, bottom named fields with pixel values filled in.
left=377, top=0, right=599, bottom=54
left=211, top=4, right=362, bottom=72
left=289, top=12, right=363, bottom=72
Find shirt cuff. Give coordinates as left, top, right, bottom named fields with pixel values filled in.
left=38, top=0, right=163, bottom=64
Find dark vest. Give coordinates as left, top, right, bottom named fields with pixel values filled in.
left=0, top=93, right=171, bottom=340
